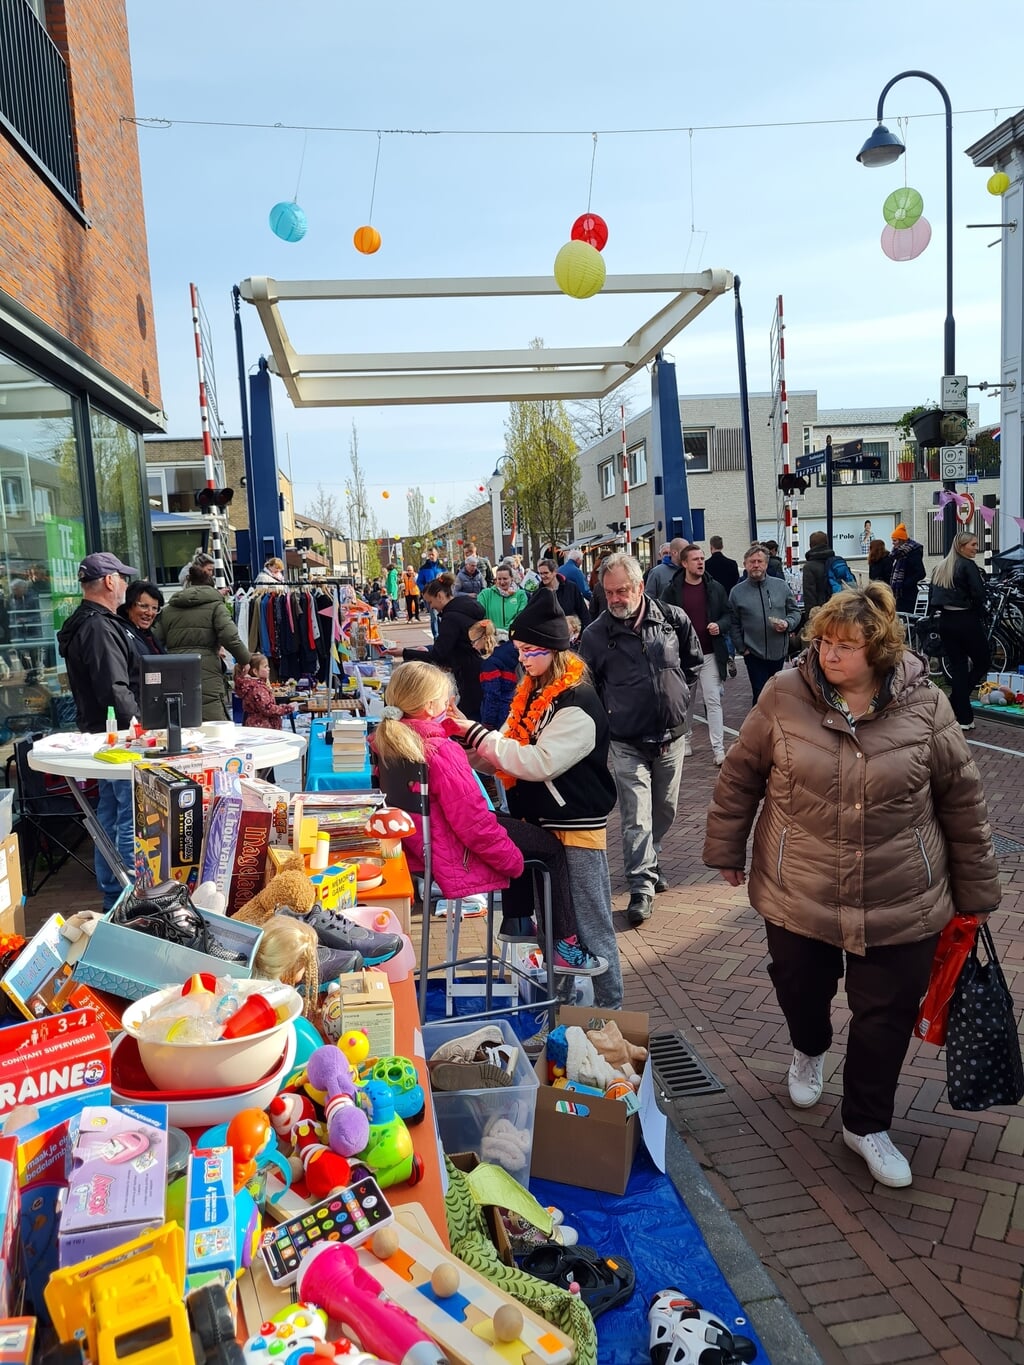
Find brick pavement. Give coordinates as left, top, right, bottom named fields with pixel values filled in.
left=24, top=627, right=1024, bottom=1362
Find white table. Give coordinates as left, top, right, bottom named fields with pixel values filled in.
left=28, top=726, right=307, bottom=888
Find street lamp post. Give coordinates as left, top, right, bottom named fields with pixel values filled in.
left=857, top=70, right=957, bottom=549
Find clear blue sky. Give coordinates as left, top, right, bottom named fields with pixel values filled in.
left=125, top=0, right=1022, bottom=535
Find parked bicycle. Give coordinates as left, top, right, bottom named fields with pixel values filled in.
left=903, top=570, right=1024, bottom=681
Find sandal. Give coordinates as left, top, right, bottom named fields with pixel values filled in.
left=520, top=1244, right=635, bottom=1318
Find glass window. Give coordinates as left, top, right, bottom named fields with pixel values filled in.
left=0, top=350, right=87, bottom=735
left=627, top=442, right=647, bottom=487
left=90, top=409, right=146, bottom=575
left=684, top=431, right=710, bottom=473
left=599, top=460, right=616, bottom=499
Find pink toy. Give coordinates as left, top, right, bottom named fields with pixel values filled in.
left=306, top=1045, right=370, bottom=1158
left=297, top=1242, right=447, bottom=1365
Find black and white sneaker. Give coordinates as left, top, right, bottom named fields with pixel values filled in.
left=279, top=905, right=402, bottom=964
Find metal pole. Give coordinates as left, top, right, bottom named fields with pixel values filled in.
left=825, top=436, right=834, bottom=547
left=620, top=404, right=632, bottom=552
left=733, top=278, right=758, bottom=543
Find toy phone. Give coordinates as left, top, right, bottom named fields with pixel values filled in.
left=260, top=1175, right=394, bottom=1287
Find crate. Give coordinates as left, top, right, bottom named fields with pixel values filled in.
left=422, top=1017, right=538, bottom=1189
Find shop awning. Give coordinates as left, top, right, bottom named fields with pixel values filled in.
left=628, top=523, right=656, bottom=538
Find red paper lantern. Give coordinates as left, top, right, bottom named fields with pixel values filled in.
left=571, top=212, right=609, bottom=252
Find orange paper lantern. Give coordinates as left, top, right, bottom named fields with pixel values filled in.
left=353, top=225, right=382, bottom=254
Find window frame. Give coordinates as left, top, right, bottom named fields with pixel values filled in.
left=598, top=459, right=616, bottom=499
left=683, top=429, right=711, bottom=474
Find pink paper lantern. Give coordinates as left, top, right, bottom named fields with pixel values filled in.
left=881, top=218, right=932, bottom=262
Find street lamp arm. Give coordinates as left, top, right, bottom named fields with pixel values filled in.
left=875, top=69, right=951, bottom=123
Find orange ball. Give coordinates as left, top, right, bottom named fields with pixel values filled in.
left=354, top=224, right=382, bottom=254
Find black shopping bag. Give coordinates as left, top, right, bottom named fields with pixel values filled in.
left=946, top=924, right=1024, bottom=1111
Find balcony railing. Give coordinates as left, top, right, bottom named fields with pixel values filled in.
left=0, top=0, right=79, bottom=203
left=819, top=444, right=1001, bottom=486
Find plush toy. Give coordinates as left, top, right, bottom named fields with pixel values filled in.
left=586, top=1021, right=648, bottom=1087
left=233, top=854, right=317, bottom=926
left=481, top=1117, right=532, bottom=1178
left=267, top=1091, right=316, bottom=1143
left=291, top=1118, right=352, bottom=1199
left=306, top=1044, right=370, bottom=1158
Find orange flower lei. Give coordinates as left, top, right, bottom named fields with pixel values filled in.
left=498, top=654, right=585, bottom=788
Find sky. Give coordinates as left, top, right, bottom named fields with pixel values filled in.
left=125, top=0, right=1022, bottom=536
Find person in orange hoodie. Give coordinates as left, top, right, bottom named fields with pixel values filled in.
left=400, top=564, right=421, bottom=621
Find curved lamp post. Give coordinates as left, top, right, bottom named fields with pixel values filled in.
left=857, top=69, right=955, bottom=376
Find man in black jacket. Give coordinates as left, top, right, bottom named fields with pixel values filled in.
left=578, top=552, right=702, bottom=926
left=56, top=551, right=140, bottom=910
left=664, top=545, right=731, bottom=766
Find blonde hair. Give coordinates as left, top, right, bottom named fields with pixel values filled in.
left=264, top=557, right=284, bottom=573
left=807, top=581, right=906, bottom=671
left=468, top=619, right=497, bottom=658
left=930, top=530, right=980, bottom=591
left=254, top=915, right=320, bottom=1019
left=372, top=661, right=451, bottom=766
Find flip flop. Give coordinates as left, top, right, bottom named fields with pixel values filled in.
left=520, top=1244, right=635, bottom=1318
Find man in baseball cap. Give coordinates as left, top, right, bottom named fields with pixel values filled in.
left=77, top=551, right=139, bottom=582
left=58, top=550, right=140, bottom=909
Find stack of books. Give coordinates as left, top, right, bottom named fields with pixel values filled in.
left=330, top=715, right=369, bottom=772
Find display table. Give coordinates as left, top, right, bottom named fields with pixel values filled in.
left=27, top=726, right=307, bottom=889
left=304, top=718, right=373, bottom=792
left=357, top=852, right=415, bottom=936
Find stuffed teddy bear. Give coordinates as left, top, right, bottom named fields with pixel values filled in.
left=232, top=854, right=317, bottom=926
left=586, top=1020, right=648, bottom=1087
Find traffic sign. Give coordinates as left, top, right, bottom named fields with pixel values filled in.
left=940, top=444, right=969, bottom=480
left=941, top=374, right=969, bottom=412
left=796, top=450, right=827, bottom=472
left=956, top=492, right=975, bottom=525
left=962, top=474, right=979, bottom=484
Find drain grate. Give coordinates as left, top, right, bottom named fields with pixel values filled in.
left=648, top=1030, right=725, bottom=1100
left=993, top=833, right=1024, bottom=858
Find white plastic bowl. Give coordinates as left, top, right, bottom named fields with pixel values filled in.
left=120, top=979, right=303, bottom=1093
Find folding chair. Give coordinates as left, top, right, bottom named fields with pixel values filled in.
left=374, top=752, right=557, bottom=1027
left=5, top=734, right=97, bottom=896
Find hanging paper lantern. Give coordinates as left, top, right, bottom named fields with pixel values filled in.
left=988, top=171, right=1011, bottom=196
left=882, top=187, right=924, bottom=229
left=457, top=539, right=463, bottom=546
left=881, top=218, right=932, bottom=261
left=571, top=212, right=609, bottom=251
left=477, top=485, right=485, bottom=493
left=353, top=225, right=382, bottom=254
left=429, top=496, right=436, bottom=504
left=553, top=240, right=606, bottom=299
left=381, top=490, right=390, bottom=499
left=269, top=201, right=307, bottom=242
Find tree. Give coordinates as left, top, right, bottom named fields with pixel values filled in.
left=504, top=343, right=583, bottom=551
left=406, top=486, right=432, bottom=540
left=567, top=380, right=641, bottom=449
left=304, top=483, right=343, bottom=535
left=364, top=539, right=383, bottom=583
left=345, top=422, right=370, bottom=579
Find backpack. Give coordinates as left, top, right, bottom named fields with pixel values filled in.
left=826, top=554, right=856, bottom=598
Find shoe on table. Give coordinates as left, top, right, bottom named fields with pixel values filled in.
left=653, top=866, right=669, bottom=894
left=429, top=1024, right=504, bottom=1065
left=316, top=945, right=364, bottom=980
left=279, top=905, right=402, bottom=964
left=626, top=892, right=653, bottom=927
left=843, top=1127, right=912, bottom=1188
left=787, top=1049, right=825, bottom=1108
left=550, top=937, right=608, bottom=976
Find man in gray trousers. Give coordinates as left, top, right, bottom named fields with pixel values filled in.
left=728, top=545, right=802, bottom=704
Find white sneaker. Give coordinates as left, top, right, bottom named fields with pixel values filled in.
left=843, top=1127, right=912, bottom=1188
left=787, top=1050, right=825, bottom=1108
left=683, top=736, right=693, bottom=757
left=713, top=749, right=726, bottom=766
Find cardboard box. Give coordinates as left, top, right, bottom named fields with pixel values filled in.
left=0, top=1137, right=23, bottom=1319
left=530, top=1006, right=649, bottom=1196
left=73, top=896, right=263, bottom=1002
left=224, top=785, right=273, bottom=916
left=323, top=970, right=394, bottom=1057
left=133, top=763, right=204, bottom=892
left=184, top=1147, right=236, bottom=1294
left=159, top=750, right=256, bottom=813
left=309, top=863, right=358, bottom=911
left=0, top=838, right=22, bottom=939
left=0, top=916, right=71, bottom=1021
left=58, top=1103, right=168, bottom=1266
left=199, top=771, right=244, bottom=897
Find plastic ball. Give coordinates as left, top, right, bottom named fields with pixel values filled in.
left=988, top=171, right=1011, bottom=196
left=882, top=186, right=924, bottom=229
left=881, top=218, right=932, bottom=261
left=553, top=240, right=606, bottom=299
left=353, top=224, right=382, bottom=254
left=269, top=201, right=308, bottom=242
left=571, top=212, right=608, bottom=251
left=431, top=1263, right=460, bottom=1298
left=493, top=1305, right=523, bottom=1343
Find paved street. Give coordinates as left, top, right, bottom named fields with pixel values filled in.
left=27, top=617, right=1024, bottom=1363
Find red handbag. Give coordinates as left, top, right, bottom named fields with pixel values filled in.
left=915, top=914, right=980, bottom=1045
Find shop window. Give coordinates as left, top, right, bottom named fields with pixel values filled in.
left=599, top=460, right=616, bottom=499
left=684, top=431, right=710, bottom=473
left=90, top=409, right=146, bottom=575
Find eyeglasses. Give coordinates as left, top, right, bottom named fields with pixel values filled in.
left=813, top=638, right=865, bottom=658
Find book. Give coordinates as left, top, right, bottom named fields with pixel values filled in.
left=199, top=772, right=244, bottom=897
left=225, top=787, right=274, bottom=916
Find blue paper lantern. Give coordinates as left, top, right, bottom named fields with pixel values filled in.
left=269, top=201, right=308, bottom=242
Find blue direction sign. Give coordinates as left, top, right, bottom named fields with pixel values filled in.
left=963, top=474, right=979, bottom=483
left=796, top=450, right=827, bottom=472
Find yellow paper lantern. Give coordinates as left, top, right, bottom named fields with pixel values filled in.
left=353, top=225, right=382, bottom=254
left=553, top=240, right=606, bottom=299
left=988, top=171, right=1011, bottom=196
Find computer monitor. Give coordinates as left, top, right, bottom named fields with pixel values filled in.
left=139, top=654, right=202, bottom=756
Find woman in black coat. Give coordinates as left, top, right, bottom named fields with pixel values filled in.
left=390, top=573, right=484, bottom=719
left=930, top=530, right=989, bottom=730
left=867, top=539, right=892, bottom=583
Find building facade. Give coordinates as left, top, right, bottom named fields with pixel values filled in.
left=0, top=0, right=162, bottom=733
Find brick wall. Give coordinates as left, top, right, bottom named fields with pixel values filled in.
left=0, top=0, right=159, bottom=404
left=429, top=501, right=495, bottom=562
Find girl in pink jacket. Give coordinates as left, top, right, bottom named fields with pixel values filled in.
left=371, top=662, right=601, bottom=972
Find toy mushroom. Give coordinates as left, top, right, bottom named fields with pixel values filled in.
left=365, top=806, right=416, bottom=858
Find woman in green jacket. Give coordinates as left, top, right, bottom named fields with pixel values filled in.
left=476, top=564, right=527, bottom=635
left=153, top=562, right=251, bottom=720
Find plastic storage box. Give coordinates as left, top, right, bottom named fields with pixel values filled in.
left=422, top=1017, right=538, bottom=1189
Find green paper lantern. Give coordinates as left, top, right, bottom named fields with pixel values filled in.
left=988, top=171, right=1011, bottom=196
left=553, top=240, right=606, bottom=299
left=883, top=187, right=924, bottom=229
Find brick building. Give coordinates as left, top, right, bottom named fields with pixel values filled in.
left=427, top=500, right=495, bottom=568
left=0, top=0, right=162, bottom=728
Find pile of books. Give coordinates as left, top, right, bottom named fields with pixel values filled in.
left=331, top=715, right=369, bottom=772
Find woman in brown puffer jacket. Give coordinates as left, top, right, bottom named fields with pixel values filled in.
left=704, top=582, right=999, bottom=1191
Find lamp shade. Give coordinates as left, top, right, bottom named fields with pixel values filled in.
left=553, top=240, right=606, bottom=299
left=857, top=123, right=905, bottom=168
left=269, top=201, right=308, bottom=242
left=881, top=217, right=931, bottom=261
left=571, top=212, right=609, bottom=251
